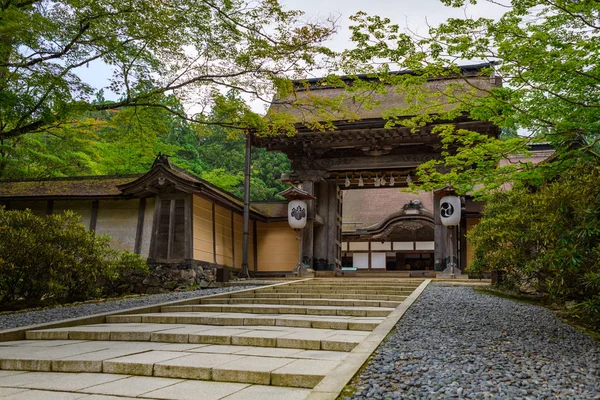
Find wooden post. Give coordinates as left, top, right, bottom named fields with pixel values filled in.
left=433, top=192, right=448, bottom=269
left=313, top=182, right=329, bottom=263
left=134, top=198, right=146, bottom=255
left=240, top=132, right=252, bottom=278
left=326, top=182, right=338, bottom=268
left=301, top=180, right=315, bottom=267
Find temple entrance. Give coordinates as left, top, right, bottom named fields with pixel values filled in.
left=340, top=188, right=436, bottom=274
left=253, top=65, right=499, bottom=275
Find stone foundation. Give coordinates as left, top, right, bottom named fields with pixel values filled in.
left=114, top=260, right=218, bottom=295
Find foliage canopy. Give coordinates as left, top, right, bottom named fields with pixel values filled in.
left=337, top=0, right=600, bottom=196
left=0, top=0, right=336, bottom=140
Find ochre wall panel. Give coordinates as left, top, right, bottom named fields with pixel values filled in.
left=192, top=195, right=214, bottom=263
left=214, top=205, right=233, bottom=267
left=466, top=217, right=480, bottom=268
left=257, top=221, right=299, bottom=272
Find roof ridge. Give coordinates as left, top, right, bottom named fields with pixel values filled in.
left=0, top=173, right=143, bottom=184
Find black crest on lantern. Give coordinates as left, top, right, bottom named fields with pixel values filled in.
left=440, top=202, right=454, bottom=218
left=291, top=206, right=306, bottom=221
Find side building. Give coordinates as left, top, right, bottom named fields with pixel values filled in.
left=0, top=156, right=298, bottom=280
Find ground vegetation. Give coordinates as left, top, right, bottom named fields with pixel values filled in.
left=0, top=207, right=148, bottom=309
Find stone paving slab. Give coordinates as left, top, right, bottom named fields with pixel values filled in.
left=160, top=304, right=393, bottom=317
left=247, top=293, right=408, bottom=301
left=0, top=371, right=312, bottom=399
left=200, top=298, right=401, bottom=308
left=105, top=312, right=383, bottom=331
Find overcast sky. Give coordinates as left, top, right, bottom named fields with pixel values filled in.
left=77, top=0, right=506, bottom=104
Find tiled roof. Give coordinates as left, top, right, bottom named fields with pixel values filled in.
left=0, top=175, right=139, bottom=198
left=342, top=189, right=433, bottom=232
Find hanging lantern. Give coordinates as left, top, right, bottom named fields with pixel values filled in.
left=345, top=175, right=351, bottom=188
left=278, top=186, right=316, bottom=231
left=389, top=175, right=395, bottom=186
left=358, top=175, right=364, bottom=187
left=440, top=195, right=461, bottom=226
left=288, top=200, right=307, bottom=229
left=380, top=175, right=387, bottom=186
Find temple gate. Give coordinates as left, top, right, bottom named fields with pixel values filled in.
left=254, top=64, right=499, bottom=274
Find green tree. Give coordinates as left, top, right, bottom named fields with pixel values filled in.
left=1, top=0, right=336, bottom=141
left=468, top=160, right=600, bottom=325
left=335, top=0, right=600, bottom=196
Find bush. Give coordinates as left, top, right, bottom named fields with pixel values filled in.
left=0, top=207, right=148, bottom=305
left=467, top=159, right=600, bottom=326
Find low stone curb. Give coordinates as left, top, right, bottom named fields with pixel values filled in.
left=0, top=278, right=312, bottom=342
left=305, top=279, right=431, bottom=400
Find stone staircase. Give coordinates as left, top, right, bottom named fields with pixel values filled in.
left=0, top=278, right=424, bottom=400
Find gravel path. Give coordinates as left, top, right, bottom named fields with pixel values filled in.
left=0, top=286, right=258, bottom=331
left=345, top=284, right=600, bottom=400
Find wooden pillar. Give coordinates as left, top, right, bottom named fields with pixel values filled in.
left=326, top=182, right=339, bottom=267
left=134, top=198, right=146, bottom=255
left=313, top=181, right=329, bottom=263
left=459, top=198, right=467, bottom=270
left=301, top=180, right=315, bottom=267
left=433, top=192, right=448, bottom=268
left=90, top=200, right=99, bottom=233
left=46, top=200, right=54, bottom=215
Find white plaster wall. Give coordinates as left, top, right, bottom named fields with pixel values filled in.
left=371, top=253, right=386, bottom=269
left=54, top=200, right=93, bottom=229
left=95, top=199, right=140, bottom=252
left=140, top=198, right=155, bottom=258
left=353, top=253, right=369, bottom=269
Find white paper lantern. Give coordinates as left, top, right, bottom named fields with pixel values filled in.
left=440, top=195, right=461, bottom=226
left=288, top=199, right=308, bottom=229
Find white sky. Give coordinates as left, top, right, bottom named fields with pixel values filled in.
left=76, top=0, right=506, bottom=105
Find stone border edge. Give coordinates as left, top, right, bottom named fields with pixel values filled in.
left=306, top=279, right=432, bottom=400
left=0, top=278, right=313, bottom=342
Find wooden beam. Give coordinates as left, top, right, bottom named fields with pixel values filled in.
left=89, top=200, right=99, bottom=233
left=134, top=198, right=146, bottom=255
left=46, top=200, right=54, bottom=215
left=167, top=199, right=175, bottom=260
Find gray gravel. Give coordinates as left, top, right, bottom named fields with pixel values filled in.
left=0, top=286, right=258, bottom=331
left=345, top=284, right=600, bottom=400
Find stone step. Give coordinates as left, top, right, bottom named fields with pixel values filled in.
left=199, top=297, right=401, bottom=308
left=256, top=288, right=415, bottom=295
left=26, top=323, right=368, bottom=352
left=284, top=283, right=422, bottom=288
left=106, top=313, right=382, bottom=331
left=227, top=292, right=408, bottom=301
left=0, top=371, right=313, bottom=399
left=0, top=341, right=347, bottom=389
left=160, top=304, right=393, bottom=317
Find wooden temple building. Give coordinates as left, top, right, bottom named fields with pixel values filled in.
left=0, top=64, right=553, bottom=277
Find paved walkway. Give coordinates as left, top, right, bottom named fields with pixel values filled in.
left=0, top=279, right=424, bottom=399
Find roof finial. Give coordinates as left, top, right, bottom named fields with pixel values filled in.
left=152, top=153, right=172, bottom=168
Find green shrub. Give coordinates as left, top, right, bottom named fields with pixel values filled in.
left=0, top=207, right=148, bottom=305
left=467, top=159, right=600, bottom=325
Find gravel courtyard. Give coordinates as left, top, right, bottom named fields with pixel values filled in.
left=0, top=285, right=258, bottom=331
left=344, top=284, right=600, bottom=400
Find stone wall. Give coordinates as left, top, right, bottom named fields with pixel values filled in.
left=112, top=260, right=218, bottom=295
